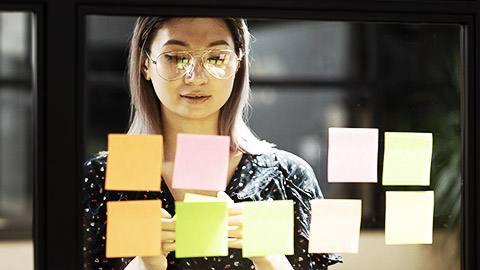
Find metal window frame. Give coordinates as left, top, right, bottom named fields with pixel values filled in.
left=1, top=1, right=479, bottom=269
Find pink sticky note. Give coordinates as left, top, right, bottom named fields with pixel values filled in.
left=172, top=134, right=230, bottom=191
left=327, top=127, right=379, bottom=183
left=309, top=199, right=362, bottom=253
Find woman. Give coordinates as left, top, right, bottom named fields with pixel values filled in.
left=83, top=16, right=342, bottom=269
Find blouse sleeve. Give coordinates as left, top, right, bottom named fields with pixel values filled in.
left=82, top=157, right=127, bottom=270
left=281, top=152, right=343, bottom=269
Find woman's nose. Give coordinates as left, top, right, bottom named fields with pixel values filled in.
left=184, top=58, right=208, bottom=85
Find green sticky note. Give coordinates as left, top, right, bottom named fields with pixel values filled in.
left=385, top=191, right=434, bottom=245
left=242, top=200, right=294, bottom=257
left=175, top=201, right=228, bottom=258
left=382, top=132, right=433, bottom=186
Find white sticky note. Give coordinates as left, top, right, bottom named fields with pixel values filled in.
left=309, top=199, right=362, bottom=253
left=385, top=191, right=434, bottom=245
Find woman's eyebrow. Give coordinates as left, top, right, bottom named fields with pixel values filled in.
left=162, top=39, right=230, bottom=48
left=162, top=39, right=189, bottom=47
left=207, top=40, right=230, bottom=47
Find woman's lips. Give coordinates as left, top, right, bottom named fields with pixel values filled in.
left=180, top=94, right=211, bottom=104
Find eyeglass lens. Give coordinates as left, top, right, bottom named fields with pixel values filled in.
left=156, top=50, right=237, bottom=80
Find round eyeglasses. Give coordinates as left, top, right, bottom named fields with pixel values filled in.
left=144, top=49, right=242, bottom=81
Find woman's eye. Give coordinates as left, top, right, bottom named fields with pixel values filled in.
left=206, top=58, right=220, bottom=65
left=164, top=54, right=190, bottom=64
left=206, top=53, right=230, bottom=65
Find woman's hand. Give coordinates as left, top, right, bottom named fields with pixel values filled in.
left=125, top=208, right=175, bottom=270
left=217, top=191, right=243, bottom=249
left=160, top=208, right=176, bottom=256
left=217, top=192, right=293, bottom=270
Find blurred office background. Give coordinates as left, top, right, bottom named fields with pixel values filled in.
left=84, top=16, right=461, bottom=269
left=0, top=12, right=35, bottom=270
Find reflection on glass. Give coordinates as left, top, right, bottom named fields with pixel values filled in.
left=84, top=16, right=461, bottom=270
left=0, top=11, right=35, bottom=269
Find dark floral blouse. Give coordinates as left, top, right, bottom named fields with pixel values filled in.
left=83, top=148, right=343, bottom=269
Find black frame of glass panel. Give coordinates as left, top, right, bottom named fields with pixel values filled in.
left=1, top=0, right=479, bottom=269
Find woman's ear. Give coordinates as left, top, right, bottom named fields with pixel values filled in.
left=141, top=59, right=152, bottom=81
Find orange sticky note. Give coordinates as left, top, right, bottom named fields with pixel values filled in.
left=309, top=199, right=362, bottom=253
left=105, top=134, right=163, bottom=191
left=106, top=200, right=162, bottom=258
left=172, top=134, right=230, bottom=191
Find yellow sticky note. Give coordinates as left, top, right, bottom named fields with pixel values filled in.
left=242, top=200, right=294, bottom=257
left=106, top=200, right=162, bottom=258
left=184, top=193, right=222, bottom=202
left=308, top=199, right=362, bottom=253
left=382, top=132, right=433, bottom=186
left=175, top=201, right=228, bottom=258
left=105, top=134, right=163, bottom=191
left=385, top=191, right=434, bottom=245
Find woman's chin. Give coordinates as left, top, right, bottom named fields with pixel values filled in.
left=177, top=109, right=219, bottom=122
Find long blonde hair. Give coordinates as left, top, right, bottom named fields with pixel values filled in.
left=127, top=17, right=273, bottom=154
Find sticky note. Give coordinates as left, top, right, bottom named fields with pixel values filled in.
left=184, top=193, right=222, bottom=202
left=327, top=127, right=379, bottom=183
left=385, top=191, right=434, bottom=245
left=308, top=199, right=362, bottom=253
left=105, top=134, right=163, bottom=191
left=172, top=134, right=230, bottom=191
left=106, top=200, right=162, bottom=258
left=382, top=132, right=433, bottom=186
left=242, top=200, right=294, bottom=257
left=175, top=201, right=228, bottom=257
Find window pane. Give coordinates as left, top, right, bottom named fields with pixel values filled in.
left=0, top=11, right=35, bottom=269
left=83, top=16, right=461, bottom=270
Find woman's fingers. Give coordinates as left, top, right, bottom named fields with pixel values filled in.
left=162, top=218, right=175, bottom=231
left=217, top=191, right=234, bottom=202
left=228, top=226, right=243, bottom=239
left=228, top=213, right=243, bottom=227
left=228, top=203, right=242, bottom=215
left=162, top=241, right=176, bottom=253
left=161, top=208, right=172, bottom=218
left=228, top=238, right=243, bottom=250
left=161, top=208, right=176, bottom=231
left=161, top=230, right=175, bottom=241
left=161, top=208, right=176, bottom=255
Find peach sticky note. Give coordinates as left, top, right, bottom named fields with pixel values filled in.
left=242, top=200, right=294, bottom=257
left=308, top=199, right=362, bottom=253
left=382, top=132, right=433, bottom=186
left=105, top=134, right=163, bottom=191
left=385, top=191, right=434, bottom=245
left=175, top=201, right=228, bottom=257
left=172, top=134, right=230, bottom=191
left=106, top=200, right=162, bottom=258
left=328, top=127, right=379, bottom=183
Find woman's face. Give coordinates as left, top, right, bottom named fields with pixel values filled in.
left=144, top=18, right=237, bottom=122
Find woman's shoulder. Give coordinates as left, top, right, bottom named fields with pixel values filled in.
left=83, top=152, right=108, bottom=181
left=84, top=152, right=108, bottom=168
left=82, top=153, right=109, bottom=203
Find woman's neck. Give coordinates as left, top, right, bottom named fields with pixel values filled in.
left=161, top=109, right=220, bottom=162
